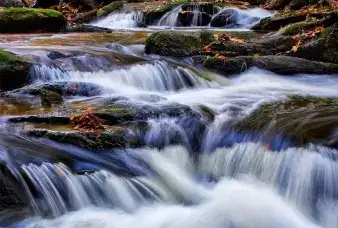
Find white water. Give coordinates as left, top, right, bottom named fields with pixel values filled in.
left=32, top=61, right=216, bottom=92
left=17, top=145, right=332, bottom=228
left=91, top=11, right=143, bottom=29
left=157, top=5, right=271, bottom=28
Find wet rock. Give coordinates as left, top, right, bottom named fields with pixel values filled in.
left=97, top=1, right=123, bottom=17
left=236, top=96, right=338, bottom=149
left=178, top=11, right=211, bottom=26
left=27, top=129, right=141, bottom=150
left=9, top=102, right=199, bottom=125
left=0, top=0, right=24, bottom=7
left=210, top=8, right=238, bottom=27
left=64, top=24, right=114, bottom=33
left=143, top=11, right=167, bottom=25
left=181, top=3, right=219, bottom=15
left=145, top=31, right=203, bottom=57
left=252, top=9, right=335, bottom=31
left=293, top=23, right=338, bottom=64
left=0, top=166, right=27, bottom=210
left=278, top=13, right=338, bottom=35
left=0, top=50, right=31, bottom=91
left=47, top=51, right=68, bottom=60
left=0, top=8, right=66, bottom=33
left=40, top=89, right=63, bottom=108
left=203, top=55, right=338, bottom=75
left=208, top=35, right=295, bottom=56
left=13, top=82, right=103, bottom=97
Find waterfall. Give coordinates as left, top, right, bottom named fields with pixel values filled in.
left=16, top=146, right=323, bottom=228
left=32, top=61, right=216, bottom=92
left=91, top=11, right=143, bottom=29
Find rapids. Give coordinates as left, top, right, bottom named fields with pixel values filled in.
left=0, top=17, right=337, bottom=228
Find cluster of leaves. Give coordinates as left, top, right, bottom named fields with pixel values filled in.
left=203, top=33, right=244, bottom=53
left=289, top=26, right=325, bottom=53
left=51, top=2, right=79, bottom=21
left=70, top=107, right=105, bottom=135
left=202, top=33, right=245, bottom=62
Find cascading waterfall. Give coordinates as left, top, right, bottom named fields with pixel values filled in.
left=91, top=11, right=143, bottom=29
left=14, top=145, right=328, bottom=228
left=32, top=61, right=216, bottom=92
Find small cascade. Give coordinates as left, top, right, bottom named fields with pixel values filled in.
left=157, top=6, right=182, bottom=27
left=157, top=4, right=271, bottom=28
left=91, top=11, right=143, bottom=29
left=32, top=61, right=216, bottom=92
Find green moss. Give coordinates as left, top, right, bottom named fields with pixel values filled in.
left=0, top=7, right=66, bottom=33
left=0, top=49, right=26, bottom=64
left=160, top=0, right=189, bottom=12
left=279, top=17, right=319, bottom=35
left=97, top=1, right=123, bottom=17
left=145, top=31, right=202, bottom=57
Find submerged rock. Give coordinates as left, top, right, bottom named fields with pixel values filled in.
left=0, top=50, right=31, bottom=91
left=236, top=96, right=338, bottom=149
left=145, top=31, right=203, bottom=57
left=210, top=8, right=238, bottom=27
left=203, top=55, right=338, bottom=75
left=0, top=8, right=66, bottom=33
left=97, top=1, right=123, bottom=17
left=12, top=82, right=104, bottom=97
left=178, top=11, right=211, bottom=26
left=40, top=89, right=63, bottom=108
left=64, top=24, right=114, bottom=33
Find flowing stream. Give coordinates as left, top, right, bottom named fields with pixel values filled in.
left=0, top=7, right=337, bottom=228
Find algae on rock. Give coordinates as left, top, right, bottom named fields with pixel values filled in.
left=0, top=49, right=31, bottom=91
left=0, top=7, right=66, bottom=33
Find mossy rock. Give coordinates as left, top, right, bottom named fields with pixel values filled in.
left=0, top=49, right=31, bottom=91
left=0, top=7, right=66, bottom=33
left=203, top=55, right=338, bottom=75
left=97, top=1, right=123, bottom=18
left=236, top=96, right=338, bottom=148
left=145, top=31, right=203, bottom=57
left=252, top=9, right=334, bottom=31
left=293, top=22, right=338, bottom=64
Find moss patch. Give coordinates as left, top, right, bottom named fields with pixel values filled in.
left=97, top=1, right=124, bottom=17
left=0, top=7, right=66, bottom=33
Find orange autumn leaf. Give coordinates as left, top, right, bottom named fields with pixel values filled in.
left=291, top=40, right=302, bottom=53
left=204, top=46, right=212, bottom=53
left=230, top=37, right=245, bottom=43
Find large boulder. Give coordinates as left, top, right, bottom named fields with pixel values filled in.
left=210, top=8, right=238, bottom=27
left=0, top=8, right=66, bottom=33
left=0, top=0, right=24, bottom=7
left=0, top=50, right=31, bottom=91
left=178, top=11, right=211, bottom=26
left=207, top=35, right=295, bottom=56
left=203, top=55, right=338, bottom=75
left=97, top=1, right=123, bottom=17
left=145, top=31, right=203, bottom=57
left=236, top=96, right=338, bottom=149
left=293, top=23, right=338, bottom=64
